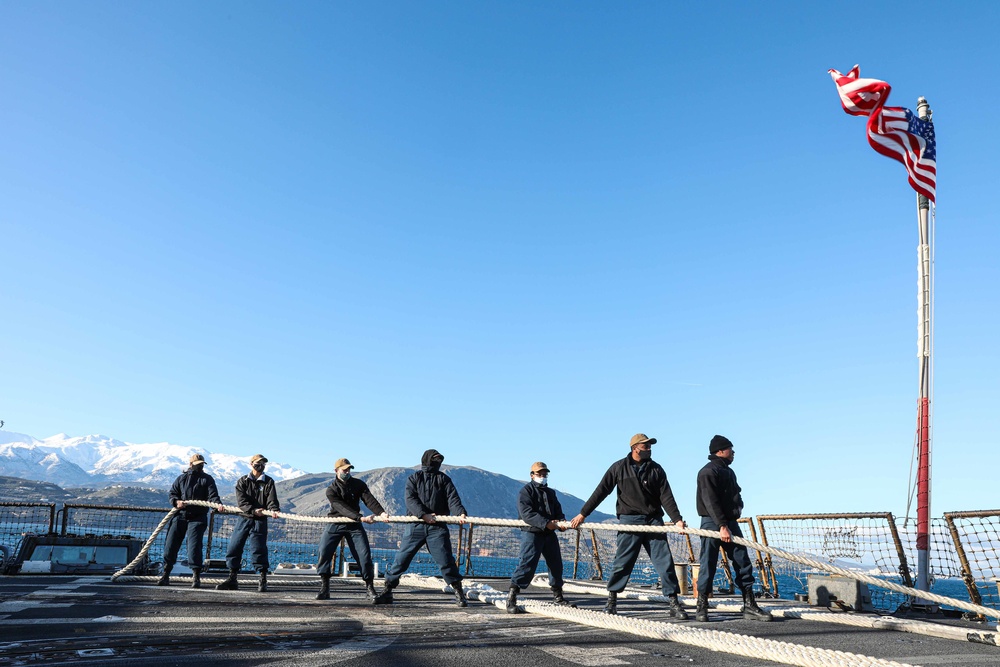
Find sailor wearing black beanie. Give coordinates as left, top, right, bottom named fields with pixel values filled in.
left=695, top=435, right=772, bottom=623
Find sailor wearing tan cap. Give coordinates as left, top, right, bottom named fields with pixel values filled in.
left=315, top=457, right=388, bottom=601
left=216, top=454, right=280, bottom=593
left=570, top=433, right=688, bottom=618
left=159, top=453, right=224, bottom=588
left=505, top=462, right=574, bottom=614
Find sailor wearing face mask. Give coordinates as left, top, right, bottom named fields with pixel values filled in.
left=374, top=449, right=469, bottom=607
left=216, top=454, right=280, bottom=593
left=315, top=458, right=388, bottom=601
left=570, top=434, right=688, bottom=618
left=505, top=462, right=574, bottom=613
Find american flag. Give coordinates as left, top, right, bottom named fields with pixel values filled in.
left=829, top=66, right=937, bottom=202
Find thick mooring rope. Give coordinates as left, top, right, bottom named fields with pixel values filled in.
left=112, top=501, right=1000, bottom=623
left=111, top=507, right=179, bottom=580
left=398, top=574, right=920, bottom=667
left=549, top=577, right=999, bottom=646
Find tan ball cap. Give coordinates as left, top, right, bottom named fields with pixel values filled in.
left=629, top=433, right=657, bottom=447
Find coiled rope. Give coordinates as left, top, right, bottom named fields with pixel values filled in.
left=111, top=502, right=1000, bottom=623
left=398, top=573, right=920, bottom=667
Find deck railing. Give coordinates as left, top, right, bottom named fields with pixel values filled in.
left=4, top=502, right=1000, bottom=613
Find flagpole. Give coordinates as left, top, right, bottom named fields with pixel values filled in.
left=914, top=96, right=933, bottom=595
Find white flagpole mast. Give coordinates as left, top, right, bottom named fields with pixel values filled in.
left=914, top=96, right=933, bottom=594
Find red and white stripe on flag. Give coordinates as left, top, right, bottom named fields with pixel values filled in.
left=829, top=65, right=937, bottom=202
left=829, top=65, right=891, bottom=116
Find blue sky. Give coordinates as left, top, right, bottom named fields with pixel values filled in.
left=2, top=1, right=998, bottom=518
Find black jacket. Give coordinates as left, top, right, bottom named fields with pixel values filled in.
left=580, top=454, right=683, bottom=522
left=517, top=481, right=565, bottom=533
left=326, top=476, right=386, bottom=521
left=235, top=473, right=280, bottom=518
left=169, top=468, right=222, bottom=520
left=696, top=455, right=744, bottom=525
left=404, top=449, right=468, bottom=517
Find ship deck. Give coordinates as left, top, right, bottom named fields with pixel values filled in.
left=2, top=575, right=1000, bottom=667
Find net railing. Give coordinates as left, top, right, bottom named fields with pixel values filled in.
left=60, top=503, right=173, bottom=565
left=0, top=502, right=56, bottom=554
left=755, top=513, right=913, bottom=612
left=7, top=501, right=1000, bottom=613
left=938, top=511, right=1000, bottom=611
left=895, top=517, right=964, bottom=582
left=753, top=512, right=999, bottom=614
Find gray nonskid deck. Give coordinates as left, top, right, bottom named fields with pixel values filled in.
left=2, top=576, right=999, bottom=667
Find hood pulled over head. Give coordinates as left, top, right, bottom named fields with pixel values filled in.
left=421, top=448, right=444, bottom=472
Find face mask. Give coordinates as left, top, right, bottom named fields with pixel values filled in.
left=252, top=463, right=265, bottom=473
left=428, top=461, right=442, bottom=472
left=532, top=476, right=548, bottom=486
left=637, top=449, right=652, bottom=461
left=337, top=470, right=351, bottom=481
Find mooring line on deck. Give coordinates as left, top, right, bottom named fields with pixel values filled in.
left=548, top=577, right=999, bottom=647
left=398, top=574, right=920, bottom=667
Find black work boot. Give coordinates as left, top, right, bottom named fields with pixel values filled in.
left=604, top=591, right=618, bottom=615
left=741, top=587, right=773, bottom=621
left=364, top=580, right=378, bottom=601
left=453, top=582, right=468, bottom=608
left=215, top=569, right=239, bottom=590
left=373, top=580, right=396, bottom=605
left=257, top=572, right=268, bottom=593
left=157, top=564, right=173, bottom=586
left=506, top=585, right=520, bottom=614
left=666, top=594, right=689, bottom=620
left=191, top=569, right=201, bottom=589
left=551, top=586, right=575, bottom=607
left=316, top=574, right=331, bottom=600
left=695, top=593, right=709, bottom=622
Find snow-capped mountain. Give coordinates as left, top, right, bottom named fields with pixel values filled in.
left=0, top=431, right=307, bottom=490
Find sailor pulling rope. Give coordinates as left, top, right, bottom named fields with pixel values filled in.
left=112, top=500, right=1000, bottom=624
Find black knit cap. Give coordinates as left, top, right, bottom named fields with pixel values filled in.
left=709, top=435, right=733, bottom=454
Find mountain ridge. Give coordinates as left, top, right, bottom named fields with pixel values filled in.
left=270, top=464, right=614, bottom=522
left=0, top=431, right=613, bottom=521
left=0, top=431, right=306, bottom=490
left=0, top=467, right=612, bottom=523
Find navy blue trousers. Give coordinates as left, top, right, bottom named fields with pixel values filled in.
left=162, top=515, right=208, bottom=570
left=697, top=516, right=755, bottom=595
left=225, top=516, right=270, bottom=573
left=316, top=522, right=374, bottom=581
left=510, top=531, right=564, bottom=589
left=384, top=523, right=461, bottom=586
left=606, top=514, right=681, bottom=595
